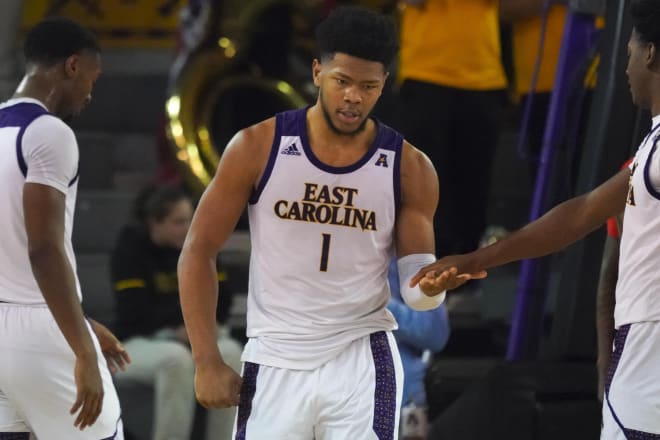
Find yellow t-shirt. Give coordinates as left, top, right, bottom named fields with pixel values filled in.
left=399, top=0, right=507, bottom=91
left=512, top=5, right=567, bottom=96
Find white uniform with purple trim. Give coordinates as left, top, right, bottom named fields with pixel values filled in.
left=0, top=98, right=123, bottom=439
left=234, top=108, right=404, bottom=439
left=602, top=115, right=660, bottom=440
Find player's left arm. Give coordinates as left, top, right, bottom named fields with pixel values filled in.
left=88, top=318, right=130, bottom=374
left=395, top=142, right=479, bottom=310
left=595, top=223, right=620, bottom=401
left=395, top=142, right=437, bottom=259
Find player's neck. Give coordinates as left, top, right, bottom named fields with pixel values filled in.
left=651, top=100, right=660, bottom=119
left=12, top=74, right=62, bottom=115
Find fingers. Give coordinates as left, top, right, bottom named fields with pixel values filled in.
left=116, top=344, right=131, bottom=370
left=103, top=344, right=131, bottom=374
left=194, top=369, right=243, bottom=409
left=473, top=270, right=488, bottom=279
left=456, top=270, right=488, bottom=280
left=71, top=389, right=104, bottom=430
left=70, top=392, right=83, bottom=418
left=409, top=270, right=429, bottom=287
left=110, top=345, right=131, bottom=372
left=419, top=267, right=488, bottom=294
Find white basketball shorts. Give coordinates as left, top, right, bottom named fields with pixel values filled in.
left=602, top=321, right=660, bottom=439
left=232, top=331, right=403, bottom=440
left=0, top=303, right=123, bottom=439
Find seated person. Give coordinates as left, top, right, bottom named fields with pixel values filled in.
left=111, top=185, right=242, bottom=440
left=387, top=259, right=451, bottom=437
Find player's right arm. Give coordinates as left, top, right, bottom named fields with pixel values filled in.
left=411, top=168, right=630, bottom=286
left=596, top=231, right=619, bottom=401
left=23, top=118, right=103, bottom=430
left=178, top=119, right=273, bottom=408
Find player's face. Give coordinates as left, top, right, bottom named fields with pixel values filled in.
left=313, top=53, right=387, bottom=136
left=61, top=50, right=101, bottom=118
left=626, top=28, right=653, bottom=109
left=149, top=199, right=194, bottom=250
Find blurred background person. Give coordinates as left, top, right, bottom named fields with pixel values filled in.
left=397, top=0, right=508, bottom=262
left=111, top=185, right=242, bottom=440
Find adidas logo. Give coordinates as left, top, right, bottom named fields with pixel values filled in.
left=281, top=144, right=301, bottom=156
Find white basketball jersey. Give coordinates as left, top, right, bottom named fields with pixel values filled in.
left=242, top=108, right=400, bottom=369
left=615, top=115, right=660, bottom=328
left=0, top=98, right=80, bottom=304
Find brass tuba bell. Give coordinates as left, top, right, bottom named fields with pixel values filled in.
left=165, top=1, right=398, bottom=195
left=165, top=0, right=322, bottom=195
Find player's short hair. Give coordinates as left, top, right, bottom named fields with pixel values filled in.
left=630, top=0, right=660, bottom=47
left=23, top=16, right=100, bottom=66
left=315, top=6, right=398, bottom=70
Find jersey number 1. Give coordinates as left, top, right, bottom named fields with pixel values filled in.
left=320, top=233, right=331, bottom=272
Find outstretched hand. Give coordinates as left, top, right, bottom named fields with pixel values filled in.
left=410, top=253, right=488, bottom=290
left=89, top=319, right=131, bottom=374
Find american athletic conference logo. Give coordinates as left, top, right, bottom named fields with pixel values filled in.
left=281, top=144, right=302, bottom=156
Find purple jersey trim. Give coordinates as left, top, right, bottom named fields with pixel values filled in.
left=0, top=103, right=49, bottom=178
left=249, top=117, right=283, bottom=205
left=235, top=362, right=259, bottom=440
left=250, top=108, right=404, bottom=204
left=0, top=433, right=30, bottom=439
left=69, top=169, right=80, bottom=187
left=392, top=133, right=403, bottom=216
left=643, top=136, right=660, bottom=201
left=638, top=123, right=660, bottom=200
left=640, top=123, right=660, bottom=147
left=370, top=331, right=397, bottom=440
left=296, top=108, right=400, bottom=175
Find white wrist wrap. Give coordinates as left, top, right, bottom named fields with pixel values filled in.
left=397, top=253, right=446, bottom=311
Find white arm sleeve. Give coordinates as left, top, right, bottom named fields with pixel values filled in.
left=22, top=115, right=78, bottom=194
left=397, top=253, right=446, bottom=311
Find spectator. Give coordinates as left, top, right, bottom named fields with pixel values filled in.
left=111, top=185, right=242, bottom=440
left=398, top=0, right=508, bottom=259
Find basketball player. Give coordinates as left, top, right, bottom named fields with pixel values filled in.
left=0, top=18, right=128, bottom=439
left=178, top=6, right=477, bottom=439
left=412, top=1, right=660, bottom=437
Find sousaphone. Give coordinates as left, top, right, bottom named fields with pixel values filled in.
left=165, top=0, right=397, bottom=195
left=165, top=0, right=321, bottom=195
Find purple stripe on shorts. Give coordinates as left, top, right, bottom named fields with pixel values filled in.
left=605, top=324, right=660, bottom=438
left=625, top=429, right=660, bottom=439
left=235, top=362, right=259, bottom=440
left=370, top=331, right=397, bottom=440
left=605, top=324, right=631, bottom=396
left=0, top=433, right=30, bottom=439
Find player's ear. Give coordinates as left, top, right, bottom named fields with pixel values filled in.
left=647, top=41, right=657, bottom=68
left=312, top=59, right=322, bottom=87
left=63, top=54, right=80, bottom=79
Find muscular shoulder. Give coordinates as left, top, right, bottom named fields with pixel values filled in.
left=400, top=141, right=438, bottom=203
left=221, top=117, right=276, bottom=185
